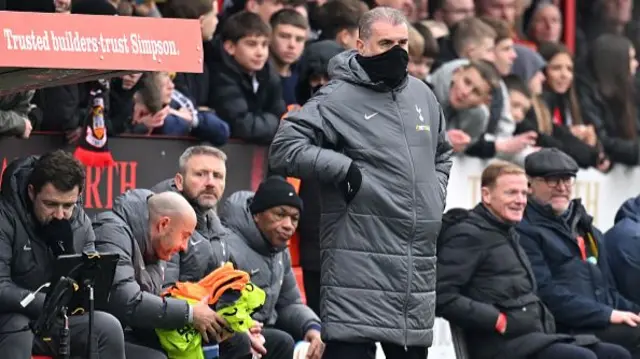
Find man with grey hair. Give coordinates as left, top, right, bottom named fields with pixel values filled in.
left=269, top=6, right=452, bottom=359
left=151, top=145, right=231, bottom=287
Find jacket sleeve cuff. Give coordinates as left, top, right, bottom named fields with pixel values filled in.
left=303, top=322, right=322, bottom=335
left=164, top=296, right=191, bottom=327
left=188, top=304, right=194, bottom=324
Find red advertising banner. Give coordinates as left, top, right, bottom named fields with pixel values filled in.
left=0, top=11, right=203, bottom=72
left=0, top=11, right=203, bottom=95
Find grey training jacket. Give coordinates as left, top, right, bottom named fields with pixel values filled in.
left=219, top=191, right=320, bottom=340
left=93, top=189, right=190, bottom=330
left=269, top=50, right=453, bottom=347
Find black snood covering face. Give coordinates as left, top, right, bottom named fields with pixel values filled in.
left=41, top=218, right=74, bottom=256
left=356, top=45, right=409, bottom=89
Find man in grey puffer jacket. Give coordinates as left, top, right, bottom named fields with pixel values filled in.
left=219, top=177, right=324, bottom=359
left=150, top=146, right=232, bottom=288
left=269, top=7, right=452, bottom=359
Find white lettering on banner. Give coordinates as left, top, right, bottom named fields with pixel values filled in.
left=444, top=156, right=639, bottom=231
left=2, top=28, right=180, bottom=60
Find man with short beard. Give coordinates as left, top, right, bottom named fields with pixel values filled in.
left=151, top=145, right=230, bottom=287
left=151, top=145, right=266, bottom=359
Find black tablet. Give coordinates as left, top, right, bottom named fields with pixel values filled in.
left=49, top=252, right=119, bottom=314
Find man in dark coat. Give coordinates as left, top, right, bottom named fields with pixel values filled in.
left=93, top=190, right=241, bottom=359
left=269, top=7, right=452, bottom=358
left=518, top=148, right=640, bottom=358
left=219, top=177, right=324, bottom=359
left=0, top=150, right=126, bottom=359
left=437, top=160, right=629, bottom=359
left=605, top=196, right=640, bottom=305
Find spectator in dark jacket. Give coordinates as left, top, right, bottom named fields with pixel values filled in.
left=576, top=34, right=640, bottom=166
left=605, top=197, right=640, bottom=306
left=150, top=146, right=231, bottom=287
left=109, top=73, right=143, bottom=135
left=270, top=9, right=309, bottom=105
left=437, top=160, right=628, bottom=359
left=314, top=0, right=366, bottom=50
left=93, top=190, right=242, bottom=359
left=219, top=178, right=323, bottom=359
left=538, top=42, right=610, bottom=172
left=163, top=0, right=219, bottom=112
left=0, top=151, right=126, bottom=359
left=505, top=75, right=602, bottom=169
left=295, top=39, right=344, bottom=105
left=517, top=148, right=640, bottom=358
left=210, top=11, right=287, bottom=145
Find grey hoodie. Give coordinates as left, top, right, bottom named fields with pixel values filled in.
left=428, top=59, right=515, bottom=142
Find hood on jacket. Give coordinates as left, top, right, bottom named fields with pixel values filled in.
left=150, top=178, right=226, bottom=235
left=511, top=45, right=546, bottom=83
left=615, top=196, right=640, bottom=224
left=0, top=91, right=35, bottom=111
left=0, top=156, right=84, bottom=230
left=111, top=189, right=154, bottom=261
left=427, top=58, right=469, bottom=110
left=296, top=40, right=345, bottom=104
left=218, top=191, right=286, bottom=256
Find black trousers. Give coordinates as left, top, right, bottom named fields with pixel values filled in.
left=261, top=327, right=295, bottom=359
left=0, top=311, right=125, bottom=359
left=590, top=324, right=640, bottom=359
left=322, top=340, right=428, bottom=359
left=302, top=269, right=320, bottom=316
left=531, top=342, right=631, bottom=359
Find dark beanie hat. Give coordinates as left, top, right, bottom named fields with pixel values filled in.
left=249, top=176, right=303, bottom=214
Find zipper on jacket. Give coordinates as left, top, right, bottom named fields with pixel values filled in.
left=392, top=89, right=417, bottom=348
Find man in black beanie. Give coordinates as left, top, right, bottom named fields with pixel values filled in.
left=218, top=176, right=325, bottom=359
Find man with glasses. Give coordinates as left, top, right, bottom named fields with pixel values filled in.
left=518, top=148, right=640, bottom=358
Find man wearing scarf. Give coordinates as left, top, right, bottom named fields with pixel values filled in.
left=269, top=6, right=452, bottom=359
left=518, top=148, right=640, bottom=358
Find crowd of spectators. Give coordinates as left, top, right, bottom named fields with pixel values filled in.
left=1, top=0, right=640, bottom=172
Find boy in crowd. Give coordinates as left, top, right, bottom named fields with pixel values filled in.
left=408, top=23, right=439, bottom=80
left=210, top=11, right=286, bottom=145
left=427, top=18, right=499, bottom=152
left=504, top=74, right=532, bottom=124
left=245, top=0, right=287, bottom=24
left=164, top=0, right=225, bottom=121
left=451, top=17, right=496, bottom=63
left=270, top=9, right=309, bottom=105
left=315, top=0, right=367, bottom=49
left=428, top=60, right=501, bottom=152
